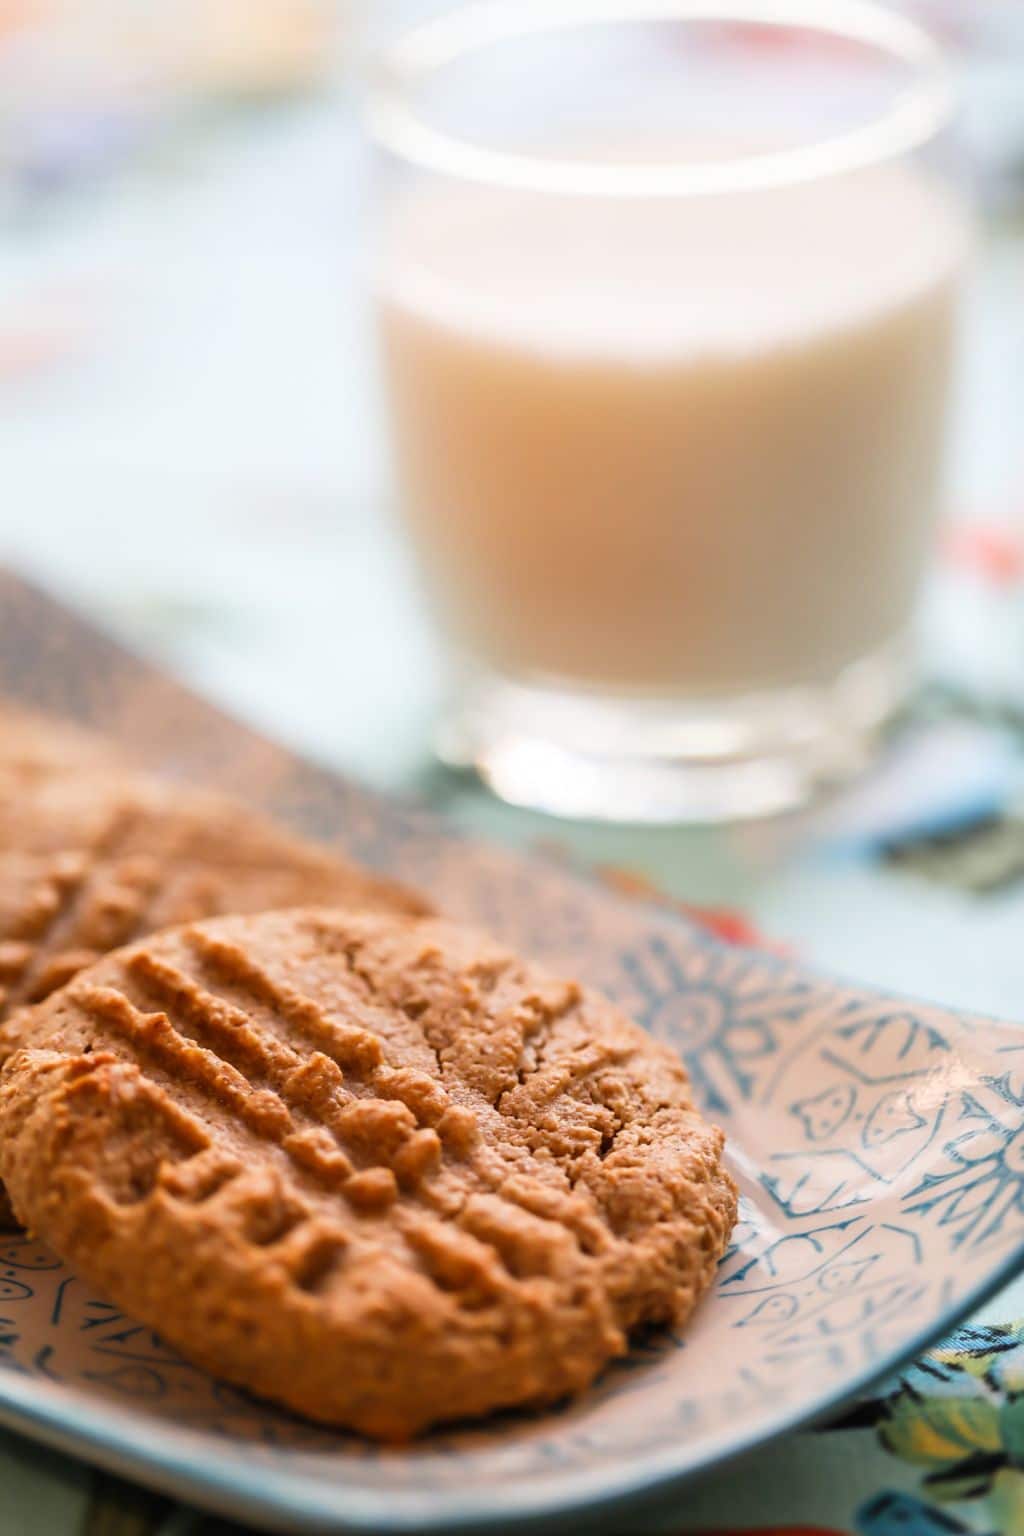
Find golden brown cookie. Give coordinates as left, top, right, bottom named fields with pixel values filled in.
left=0, top=778, right=426, bottom=1028
left=0, top=835, right=423, bottom=1030
left=0, top=909, right=736, bottom=1438
left=0, top=718, right=427, bottom=1029
left=0, top=709, right=428, bottom=1228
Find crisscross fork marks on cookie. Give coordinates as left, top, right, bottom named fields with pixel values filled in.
left=185, top=929, right=385, bottom=1075
left=127, top=948, right=448, bottom=1197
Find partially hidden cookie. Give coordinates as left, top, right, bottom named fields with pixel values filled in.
left=0, top=909, right=737, bottom=1438
left=0, top=710, right=429, bottom=1228
left=0, top=739, right=428, bottom=1030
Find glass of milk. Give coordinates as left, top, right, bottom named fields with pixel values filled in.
left=367, top=0, right=969, bottom=823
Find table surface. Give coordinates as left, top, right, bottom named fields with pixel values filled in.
left=1, top=89, right=1023, bottom=1536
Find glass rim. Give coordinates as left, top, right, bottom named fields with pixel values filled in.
left=364, top=0, right=956, bottom=197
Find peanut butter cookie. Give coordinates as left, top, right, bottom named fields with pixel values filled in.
left=0, top=909, right=736, bottom=1438
left=0, top=733, right=427, bottom=1028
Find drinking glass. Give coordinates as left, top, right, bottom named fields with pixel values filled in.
left=367, top=0, right=968, bottom=822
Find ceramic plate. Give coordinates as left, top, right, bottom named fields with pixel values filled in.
left=1, top=574, right=1023, bottom=1534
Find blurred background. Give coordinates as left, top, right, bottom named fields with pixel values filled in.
left=0, top=0, right=1023, bottom=999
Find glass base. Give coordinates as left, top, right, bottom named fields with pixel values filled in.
left=436, top=639, right=912, bottom=824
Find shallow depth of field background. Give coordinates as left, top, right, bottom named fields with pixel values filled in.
left=0, top=1, right=1023, bottom=1009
